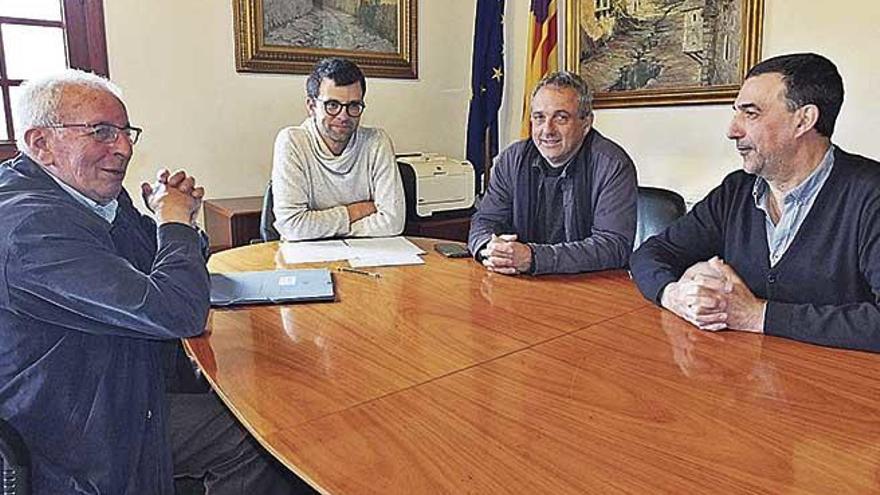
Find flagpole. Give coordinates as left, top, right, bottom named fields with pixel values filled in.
left=482, top=128, right=492, bottom=195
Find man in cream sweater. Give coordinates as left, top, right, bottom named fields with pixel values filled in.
left=272, top=57, right=405, bottom=241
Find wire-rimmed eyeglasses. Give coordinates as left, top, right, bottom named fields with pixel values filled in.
left=46, top=123, right=143, bottom=145
left=315, top=98, right=366, bottom=118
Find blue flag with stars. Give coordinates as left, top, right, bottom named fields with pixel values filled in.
left=466, top=0, right=505, bottom=194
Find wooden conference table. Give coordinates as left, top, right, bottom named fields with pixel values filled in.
left=186, top=239, right=880, bottom=494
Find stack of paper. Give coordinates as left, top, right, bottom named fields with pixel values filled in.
left=279, top=236, right=426, bottom=267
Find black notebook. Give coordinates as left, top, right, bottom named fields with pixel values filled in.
left=209, top=269, right=335, bottom=307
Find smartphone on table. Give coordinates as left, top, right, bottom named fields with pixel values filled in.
left=434, top=242, right=470, bottom=258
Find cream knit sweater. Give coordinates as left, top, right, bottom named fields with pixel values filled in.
left=271, top=118, right=405, bottom=241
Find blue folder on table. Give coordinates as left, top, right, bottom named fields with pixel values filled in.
left=210, top=269, right=335, bottom=307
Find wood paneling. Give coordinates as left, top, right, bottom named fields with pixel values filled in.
left=203, top=196, right=262, bottom=252
left=403, top=211, right=472, bottom=242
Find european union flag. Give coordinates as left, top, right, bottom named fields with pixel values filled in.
left=466, top=0, right=505, bottom=194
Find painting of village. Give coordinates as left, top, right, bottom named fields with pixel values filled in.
left=576, top=0, right=748, bottom=96
left=263, top=0, right=399, bottom=53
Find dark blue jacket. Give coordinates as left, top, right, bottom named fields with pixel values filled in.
left=0, top=155, right=210, bottom=493
left=631, top=148, right=880, bottom=352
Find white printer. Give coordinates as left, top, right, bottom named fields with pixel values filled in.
left=396, top=153, right=475, bottom=218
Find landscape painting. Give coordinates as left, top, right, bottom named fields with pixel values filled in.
left=567, top=0, right=763, bottom=108
left=234, top=0, right=417, bottom=78
left=263, top=0, right=398, bottom=53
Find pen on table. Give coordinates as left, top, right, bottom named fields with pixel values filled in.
left=336, top=267, right=381, bottom=278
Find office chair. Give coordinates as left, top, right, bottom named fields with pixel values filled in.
left=260, top=180, right=280, bottom=242
left=0, top=418, right=30, bottom=495
left=634, top=186, right=686, bottom=250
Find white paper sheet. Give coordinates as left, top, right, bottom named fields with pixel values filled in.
left=280, top=236, right=426, bottom=266
left=279, top=240, right=351, bottom=264
left=345, top=237, right=425, bottom=258
left=348, top=253, right=425, bottom=268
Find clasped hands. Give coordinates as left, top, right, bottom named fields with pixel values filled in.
left=661, top=257, right=766, bottom=333
left=141, top=169, right=204, bottom=226
left=479, top=234, right=533, bottom=275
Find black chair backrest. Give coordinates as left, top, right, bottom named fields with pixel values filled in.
left=260, top=181, right=280, bottom=242
left=635, top=186, right=686, bottom=251
left=0, top=418, right=30, bottom=495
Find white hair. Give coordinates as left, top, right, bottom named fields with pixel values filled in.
left=13, top=69, right=124, bottom=155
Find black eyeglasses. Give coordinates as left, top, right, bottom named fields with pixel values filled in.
left=315, top=98, right=366, bottom=118
left=46, top=123, right=143, bottom=145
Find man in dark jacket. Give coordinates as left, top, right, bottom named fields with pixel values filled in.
left=468, top=71, right=637, bottom=275
left=631, top=53, right=880, bottom=353
left=0, top=70, right=307, bottom=493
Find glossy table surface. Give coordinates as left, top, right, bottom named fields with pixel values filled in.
left=187, top=239, right=880, bottom=494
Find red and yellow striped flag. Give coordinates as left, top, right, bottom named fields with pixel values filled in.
left=521, top=0, right=558, bottom=138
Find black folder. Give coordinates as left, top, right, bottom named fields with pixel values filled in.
left=209, top=269, right=335, bottom=307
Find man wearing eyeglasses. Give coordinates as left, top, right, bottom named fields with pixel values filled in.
left=0, top=70, right=311, bottom=493
left=468, top=71, right=638, bottom=275
left=271, top=57, right=405, bottom=240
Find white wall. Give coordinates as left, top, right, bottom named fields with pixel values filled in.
left=106, top=0, right=474, bottom=201
left=105, top=0, right=880, bottom=206
left=498, top=0, right=880, bottom=203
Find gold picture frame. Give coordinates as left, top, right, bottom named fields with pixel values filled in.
left=233, top=0, right=418, bottom=79
left=565, top=0, right=763, bottom=109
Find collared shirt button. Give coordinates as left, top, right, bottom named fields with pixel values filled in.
left=768, top=274, right=776, bottom=283
left=146, top=409, right=152, bottom=420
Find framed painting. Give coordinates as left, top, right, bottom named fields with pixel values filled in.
left=565, top=0, right=763, bottom=108
left=234, top=0, right=417, bottom=79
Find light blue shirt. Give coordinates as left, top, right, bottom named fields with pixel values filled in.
left=45, top=170, right=118, bottom=224
left=752, top=146, right=835, bottom=267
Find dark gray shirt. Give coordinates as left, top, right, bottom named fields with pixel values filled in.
left=535, top=161, right=567, bottom=245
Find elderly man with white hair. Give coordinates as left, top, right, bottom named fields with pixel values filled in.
left=0, top=70, right=310, bottom=494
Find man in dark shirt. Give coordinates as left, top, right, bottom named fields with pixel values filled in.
left=0, top=70, right=308, bottom=492
left=631, top=53, right=880, bottom=353
left=468, top=71, right=637, bottom=275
